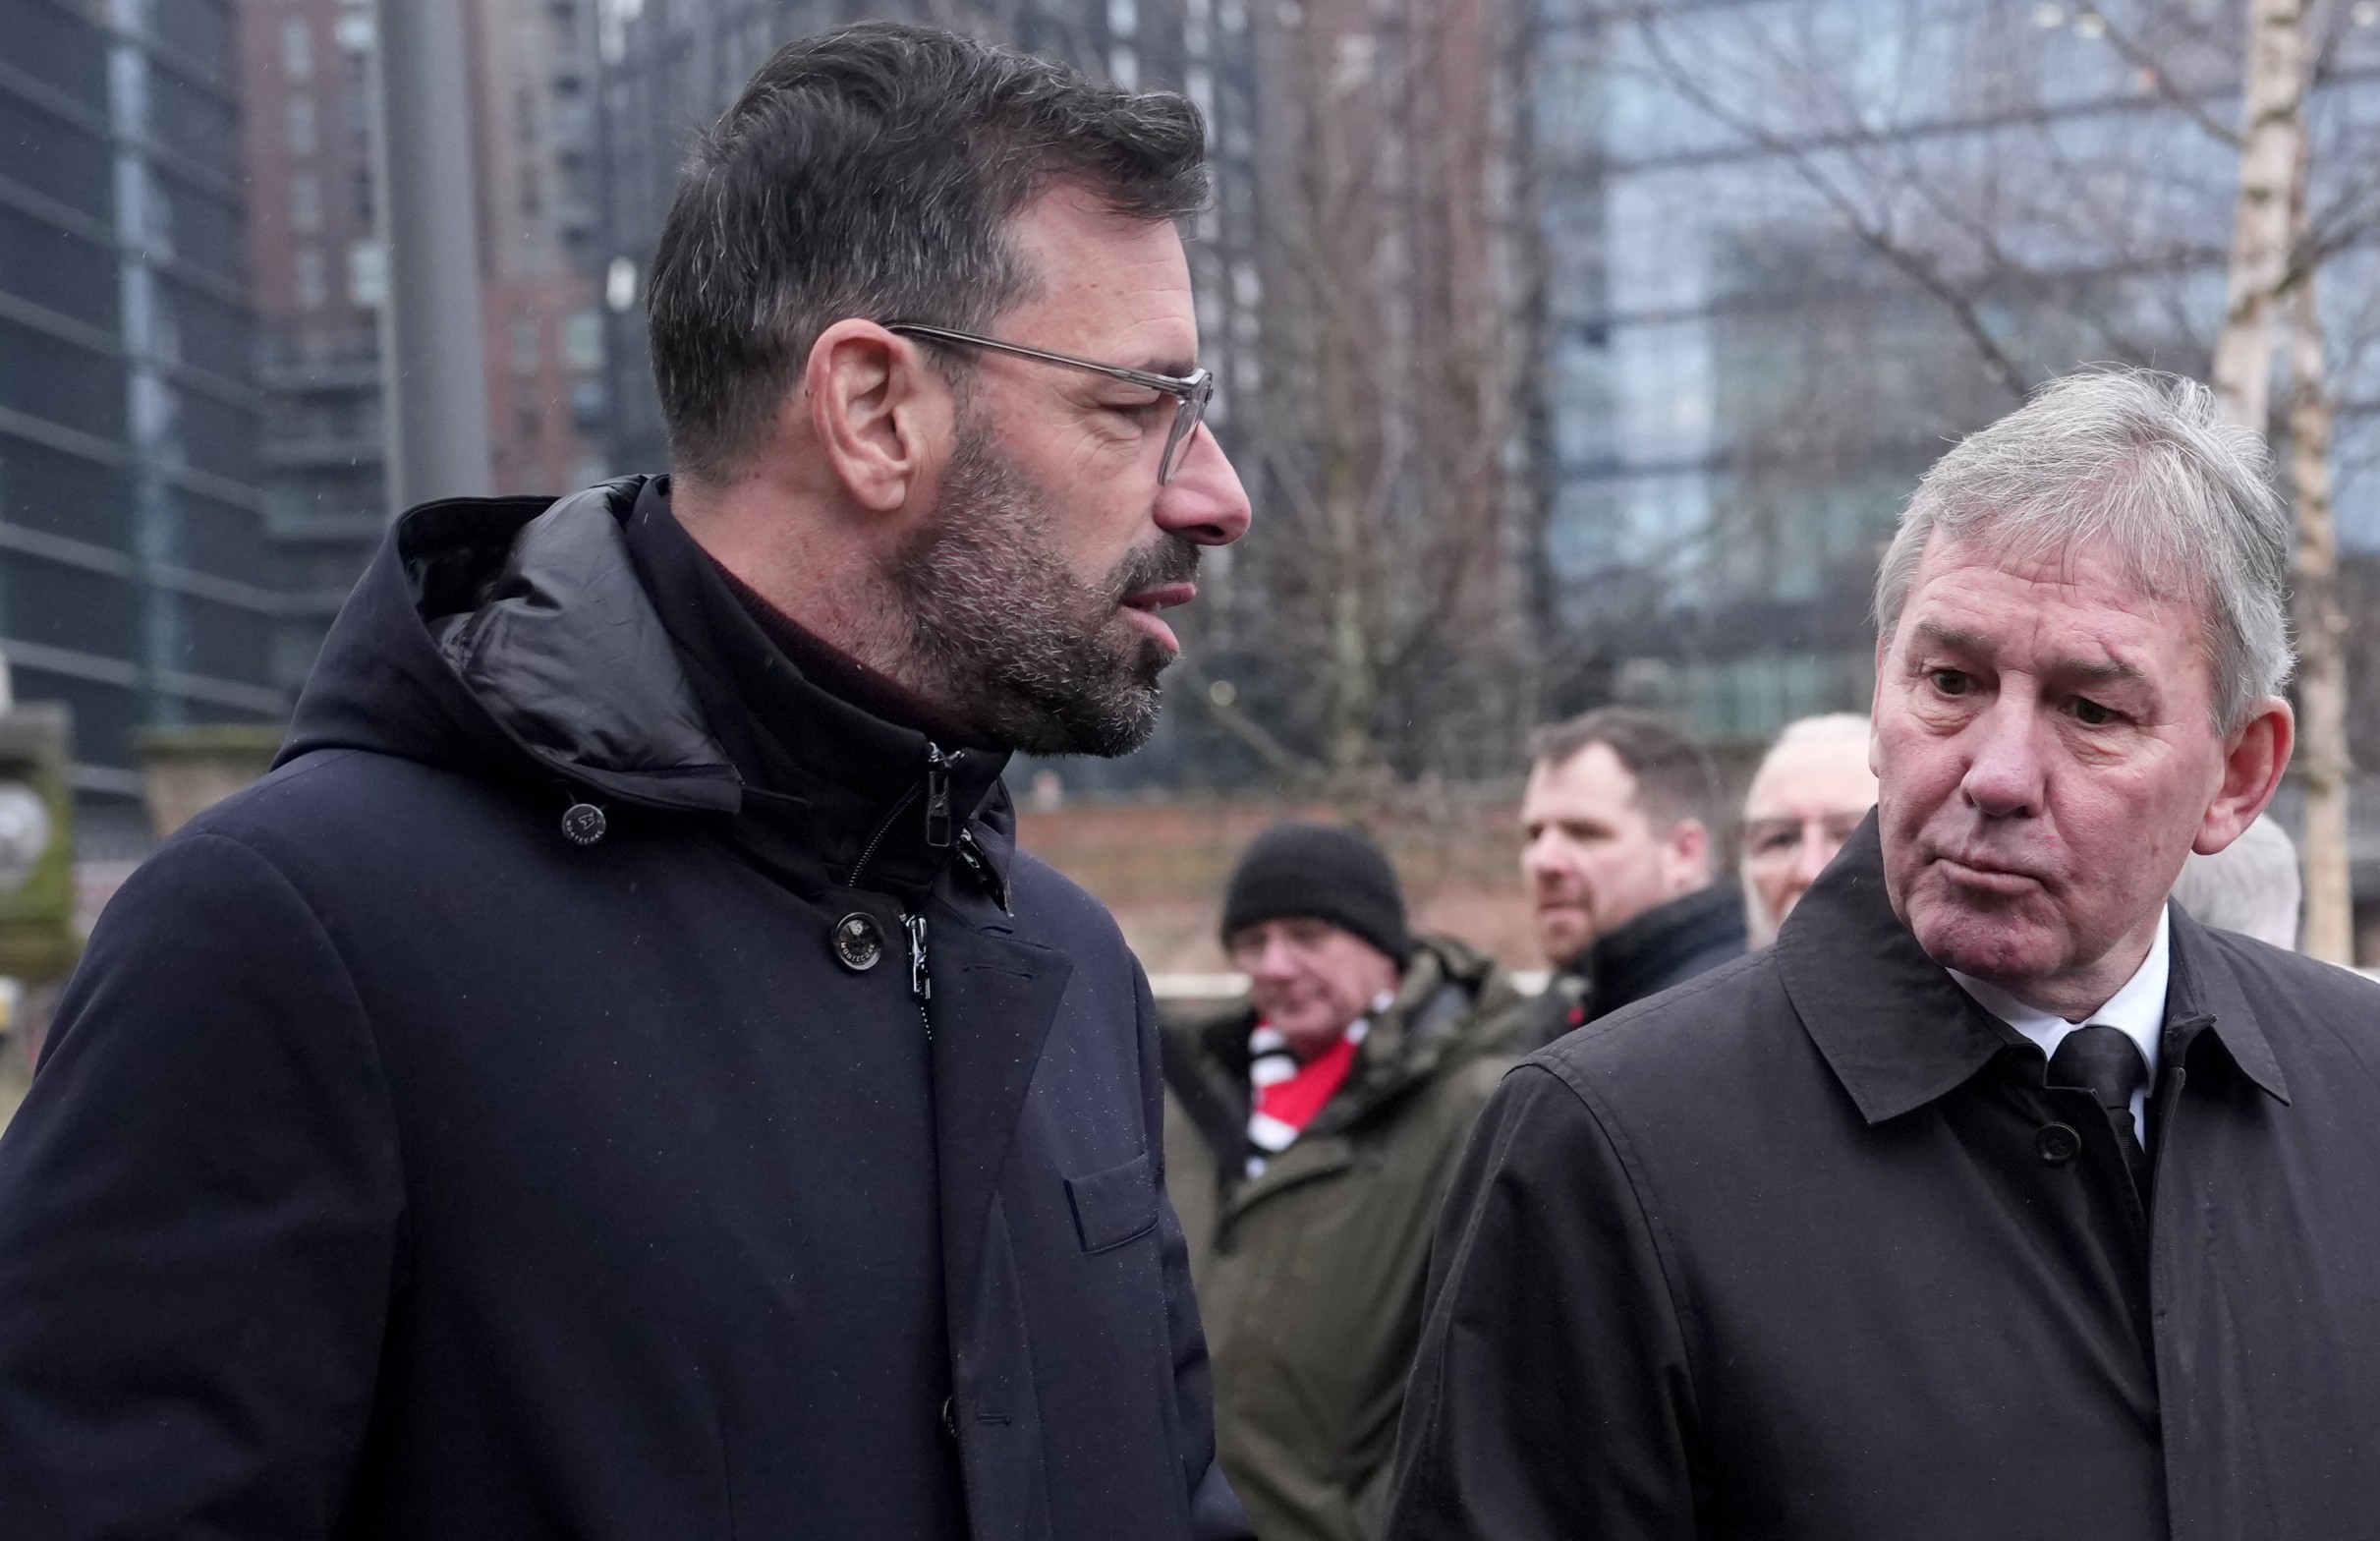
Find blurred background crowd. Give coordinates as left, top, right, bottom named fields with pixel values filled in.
left=1, top=0, right=2378, bottom=1130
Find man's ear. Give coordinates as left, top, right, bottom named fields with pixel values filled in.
left=1668, top=818, right=1712, bottom=889
left=2194, top=697, right=2295, bottom=856
left=804, top=319, right=952, bottom=514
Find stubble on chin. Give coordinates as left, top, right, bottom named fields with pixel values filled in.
left=886, top=425, right=1192, bottom=758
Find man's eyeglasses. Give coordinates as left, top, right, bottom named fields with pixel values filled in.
left=886, top=321, right=1215, bottom=485
left=1743, top=812, right=1869, bottom=865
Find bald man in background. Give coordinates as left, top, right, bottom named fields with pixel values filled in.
left=1738, top=713, right=1881, bottom=948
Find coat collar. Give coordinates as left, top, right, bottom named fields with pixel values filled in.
left=1584, top=881, right=1745, bottom=1010
left=2163, top=902, right=2292, bottom=1105
left=619, top=478, right=1011, bottom=903
left=1777, top=815, right=2289, bottom=1125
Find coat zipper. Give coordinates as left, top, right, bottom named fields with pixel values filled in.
left=907, top=911, right=933, bottom=1040
left=845, top=742, right=962, bottom=889
left=842, top=744, right=960, bottom=1044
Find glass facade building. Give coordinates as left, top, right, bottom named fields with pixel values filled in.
left=0, top=0, right=279, bottom=817
left=1528, top=0, right=2380, bottom=744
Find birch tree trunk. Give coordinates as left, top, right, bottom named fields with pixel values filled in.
left=2209, top=0, right=2307, bottom=431
left=2285, top=223, right=2354, bottom=962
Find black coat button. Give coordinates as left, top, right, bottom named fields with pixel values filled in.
left=560, top=802, right=606, bottom=845
left=831, top=913, right=884, bottom=972
left=940, top=1395, right=958, bottom=1439
left=2036, top=1122, right=2082, bottom=1164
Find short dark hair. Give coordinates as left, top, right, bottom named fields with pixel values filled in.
left=1529, top=707, right=1718, bottom=831
left=647, top=22, right=1209, bottom=484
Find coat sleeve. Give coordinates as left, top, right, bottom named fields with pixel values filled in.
left=1383, top=1063, right=1701, bottom=1541
left=1137, top=972, right=1256, bottom=1541
left=0, top=831, right=405, bottom=1539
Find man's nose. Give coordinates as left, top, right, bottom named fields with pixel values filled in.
left=1250, top=935, right=1299, bottom=978
left=1155, top=424, right=1252, bottom=546
left=1959, top=698, right=2048, bottom=819
left=1791, top=827, right=1837, bottom=885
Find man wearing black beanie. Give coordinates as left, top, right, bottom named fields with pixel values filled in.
left=1162, top=822, right=1518, bottom=1541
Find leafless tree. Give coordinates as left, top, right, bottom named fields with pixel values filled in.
left=1183, top=0, right=1540, bottom=808
left=1619, top=0, right=2380, bottom=957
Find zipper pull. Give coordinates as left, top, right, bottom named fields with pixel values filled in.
left=956, top=828, right=1010, bottom=911
left=906, top=912, right=931, bottom=1001
left=924, top=743, right=957, bottom=849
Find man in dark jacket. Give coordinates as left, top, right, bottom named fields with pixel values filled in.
left=1387, top=370, right=2380, bottom=1540
left=1499, top=708, right=1744, bottom=1049
left=1162, top=824, right=1518, bottom=1541
left=0, top=26, right=1253, bottom=1541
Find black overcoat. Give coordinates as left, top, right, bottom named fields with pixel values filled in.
left=1387, top=817, right=2380, bottom=1540
left=0, top=481, right=1247, bottom=1540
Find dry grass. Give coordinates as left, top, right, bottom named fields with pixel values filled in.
left=0, top=1044, right=28, bottom=1138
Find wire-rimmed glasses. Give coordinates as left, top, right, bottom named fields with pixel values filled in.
left=886, top=321, right=1215, bottom=485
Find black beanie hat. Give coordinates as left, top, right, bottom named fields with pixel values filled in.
left=1219, top=822, right=1412, bottom=964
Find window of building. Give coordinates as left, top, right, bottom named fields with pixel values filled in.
left=561, top=310, right=603, bottom=371
left=282, top=19, right=312, bottom=81
left=286, top=96, right=316, bottom=156
left=294, top=247, right=326, bottom=310
left=290, top=173, right=322, bottom=233
left=349, top=242, right=387, bottom=308
left=510, top=314, right=542, bottom=373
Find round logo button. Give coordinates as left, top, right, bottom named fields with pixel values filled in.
left=832, top=912, right=884, bottom=972
left=560, top=802, right=607, bottom=846
left=2035, top=1122, right=2082, bottom=1165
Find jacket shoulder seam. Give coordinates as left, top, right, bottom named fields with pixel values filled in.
left=169, top=830, right=416, bottom=1250
left=1528, top=1059, right=1710, bottom=1437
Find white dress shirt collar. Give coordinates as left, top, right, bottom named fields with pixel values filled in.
left=1947, top=906, right=2171, bottom=1142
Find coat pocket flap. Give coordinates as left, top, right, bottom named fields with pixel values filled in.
left=1064, top=1150, right=1158, bottom=1254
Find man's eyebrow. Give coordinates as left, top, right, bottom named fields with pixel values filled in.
left=2049, top=654, right=2145, bottom=686
left=1910, top=621, right=2144, bottom=685
left=1911, top=621, right=1995, bottom=656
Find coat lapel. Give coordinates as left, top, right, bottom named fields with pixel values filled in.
left=928, top=911, right=1075, bottom=1291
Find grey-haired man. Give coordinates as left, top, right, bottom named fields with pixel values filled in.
left=1387, top=370, right=2380, bottom=1540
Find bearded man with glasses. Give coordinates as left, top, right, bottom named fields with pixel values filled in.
left=0, top=24, right=1253, bottom=1541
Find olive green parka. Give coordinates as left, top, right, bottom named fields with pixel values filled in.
left=1161, top=935, right=1519, bottom=1541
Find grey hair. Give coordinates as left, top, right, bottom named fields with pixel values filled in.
left=1871, top=369, right=2294, bottom=733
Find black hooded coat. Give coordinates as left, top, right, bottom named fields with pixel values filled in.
left=0, top=479, right=1247, bottom=1541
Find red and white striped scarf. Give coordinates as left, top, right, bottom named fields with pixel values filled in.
left=1245, top=996, right=1388, bottom=1175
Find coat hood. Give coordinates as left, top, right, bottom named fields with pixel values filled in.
left=279, top=478, right=1016, bottom=903
left=280, top=480, right=743, bottom=814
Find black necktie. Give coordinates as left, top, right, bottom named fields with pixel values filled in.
left=2048, top=1024, right=2151, bottom=1189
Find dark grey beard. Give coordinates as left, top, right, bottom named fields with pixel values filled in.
left=888, top=422, right=1199, bottom=757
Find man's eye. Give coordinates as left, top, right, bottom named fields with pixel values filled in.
left=2072, top=697, right=2117, bottom=726
left=1929, top=669, right=1971, bottom=696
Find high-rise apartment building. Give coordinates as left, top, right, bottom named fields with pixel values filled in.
left=1, top=0, right=280, bottom=822
left=233, top=0, right=387, bottom=692
left=238, top=0, right=617, bottom=699
left=474, top=0, right=609, bottom=496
